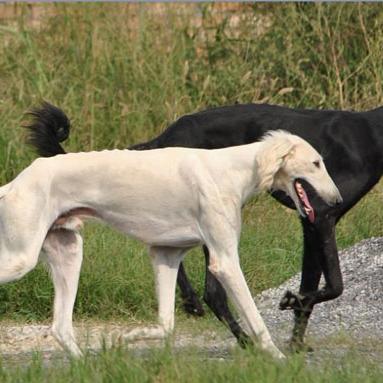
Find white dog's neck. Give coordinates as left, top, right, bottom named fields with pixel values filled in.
left=207, top=139, right=291, bottom=204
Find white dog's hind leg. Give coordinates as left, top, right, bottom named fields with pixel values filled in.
left=122, top=246, right=186, bottom=342
left=151, top=246, right=187, bottom=334
left=42, top=229, right=83, bottom=357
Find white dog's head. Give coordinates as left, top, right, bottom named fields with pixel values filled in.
left=258, top=130, right=342, bottom=223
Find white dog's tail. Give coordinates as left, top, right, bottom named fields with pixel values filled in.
left=23, top=102, right=70, bottom=157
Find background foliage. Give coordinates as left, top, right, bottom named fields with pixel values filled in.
left=0, top=3, right=382, bottom=322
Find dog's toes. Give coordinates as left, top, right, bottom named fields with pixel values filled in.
left=183, top=299, right=205, bottom=317
left=289, top=340, right=314, bottom=354
left=237, top=332, right=253, bottom=349
left=279, top=290, right=296, bottom=310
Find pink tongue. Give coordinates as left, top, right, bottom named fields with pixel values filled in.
left=307, top=207, right=315, bottom=223
left=299, top=187, right=315, bottom=223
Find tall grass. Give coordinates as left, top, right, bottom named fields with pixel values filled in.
left=0, top=3, right=382, bottom=323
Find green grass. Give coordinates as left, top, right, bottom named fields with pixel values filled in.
left=0, top=3, right=383, bottom=379
left=0, top=346, right=383, bottom=383
left=0, top=0, right=382, bottom=322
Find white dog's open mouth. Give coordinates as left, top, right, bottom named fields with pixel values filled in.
left=294, top=180, right=315, bottom=223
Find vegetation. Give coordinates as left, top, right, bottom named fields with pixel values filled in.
left=0, top=1, right=382, bottom=322
left=0, top=3, right=383, bottom=380
left=0, top=345, right=383, bottom=383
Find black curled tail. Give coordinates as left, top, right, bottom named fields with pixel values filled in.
left=23, top=102, right=70, bottom=157
left=129, top=138, right=159, bottom=150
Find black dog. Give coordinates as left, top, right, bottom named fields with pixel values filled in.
left=25, top=102, right=383, bottom=350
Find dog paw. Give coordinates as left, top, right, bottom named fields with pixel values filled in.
left=289, top=339, right=314, bottom=353
left=183, top=298, right=205, bottom=317
left=279, top=290, right=300, bottom=310
left=237, top=332, right=253, bottom=349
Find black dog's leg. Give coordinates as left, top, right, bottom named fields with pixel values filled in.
left=202, top=245, right=251, bottom=347
left=177, top=247, right=250, bottom=346
left=290, top=219, right=323, bottom=351
left=280, top=218, right=343, bottom=350
left=312, top=219, right=343, bottom=304
left=177, top=263, right=205, bottom=316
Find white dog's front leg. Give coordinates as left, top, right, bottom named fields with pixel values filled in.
left=42, top=229, right=83, bottom=357
left=208, top=249, right=285, bottom=360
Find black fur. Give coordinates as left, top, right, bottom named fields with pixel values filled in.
left=24, top=102, right=70, bottom=157
left=24, top=102, right=383, bottom=350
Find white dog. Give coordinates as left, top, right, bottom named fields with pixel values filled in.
left=0, top=130, right=341, bottom=359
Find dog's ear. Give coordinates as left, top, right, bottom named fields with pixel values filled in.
left=256, top=140, right=296, bottom=191
left=281, top=144, right=296, bottom=162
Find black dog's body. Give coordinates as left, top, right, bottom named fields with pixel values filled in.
left=26, top=103, right=383, bottom=349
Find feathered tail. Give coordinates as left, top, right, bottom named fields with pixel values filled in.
left=23, top=102, right=70, bottom=157
left=24, top=102, right=160, bottom=156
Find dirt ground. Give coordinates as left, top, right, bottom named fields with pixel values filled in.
left=0, top=321, right=382, bottom=368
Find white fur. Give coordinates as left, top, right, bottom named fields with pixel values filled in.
left=0, top=131, right=341, bottom=359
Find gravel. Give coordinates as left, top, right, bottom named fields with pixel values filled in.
left=1, top=237, right=383, bottom=361
left=256, top=236, right=383, bottom=343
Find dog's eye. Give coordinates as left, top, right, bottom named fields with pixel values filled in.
left=313, top=160, right=320, bottom=168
